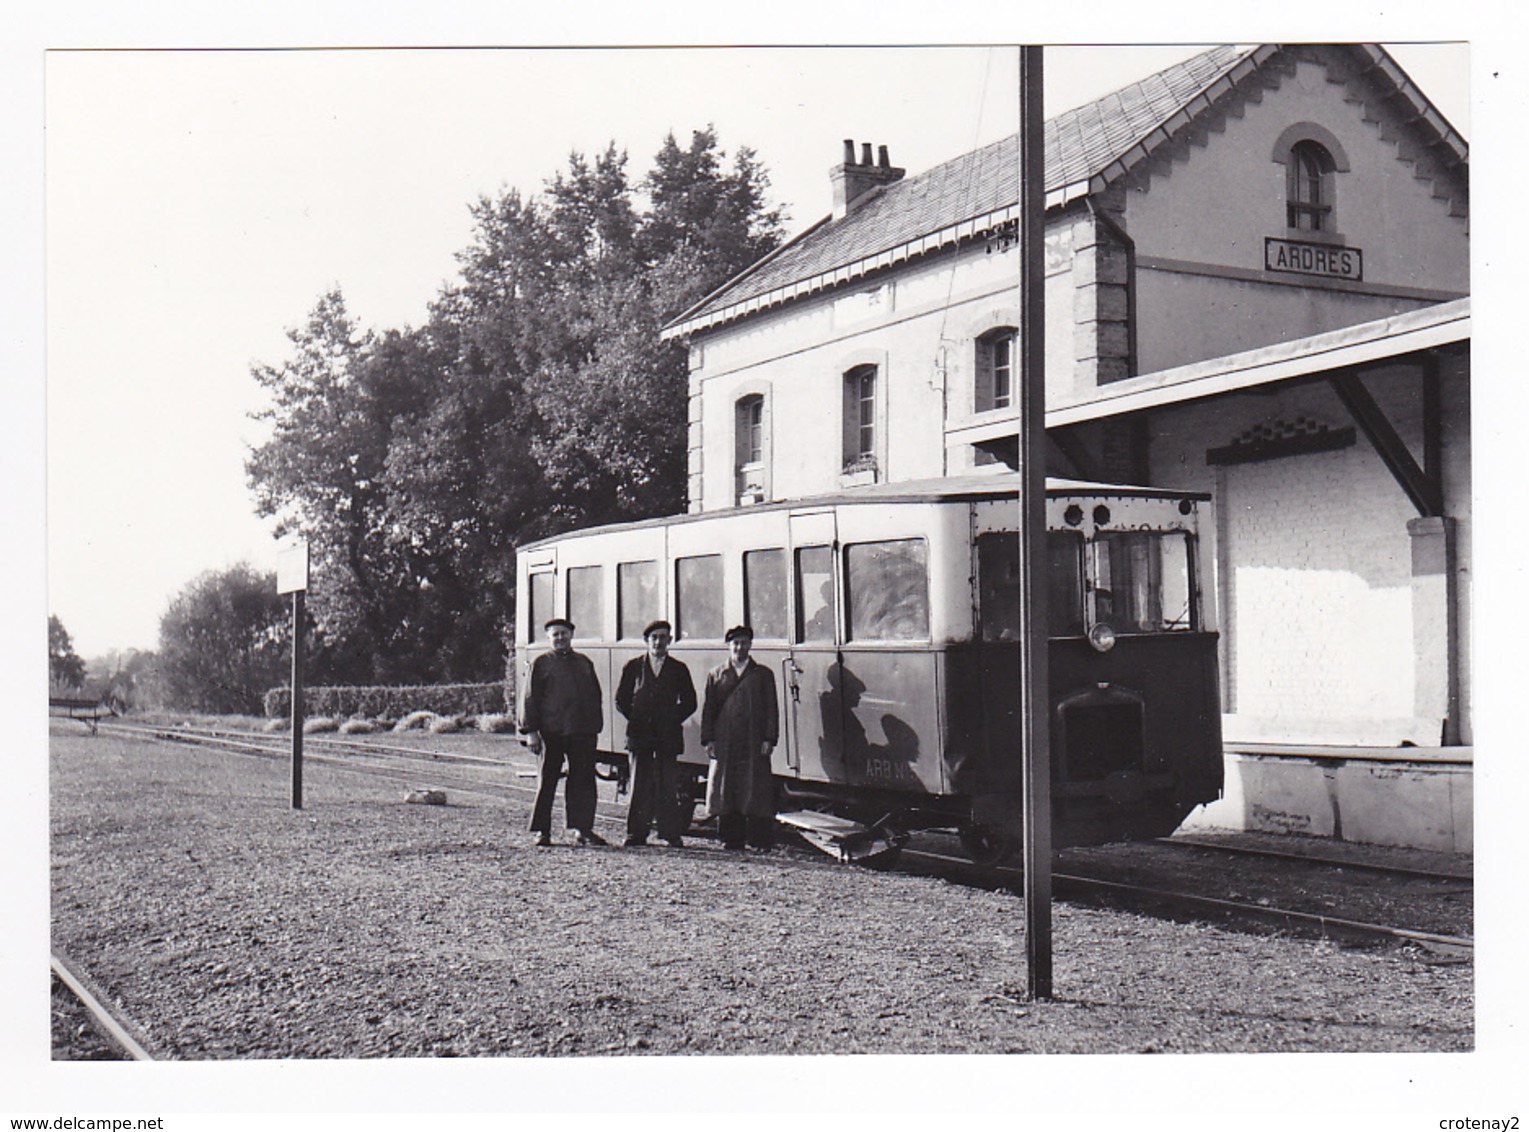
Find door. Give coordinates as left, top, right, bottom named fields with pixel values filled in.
left=783, top=510, right=840, bottom=783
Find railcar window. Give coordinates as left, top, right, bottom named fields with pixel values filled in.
left=977, top=532, right=1085, bottom=641
left=675, top=554, right=724, bottom=640
left=1089, top=531, right=1195, bottom=633
left=744, top=548, right=788, bottom=640
left=566, top=566, right=604, bottom=640
left=845, top=539, right=929, bottom=641
left=528, top=571, right=555, bottom=645
left=1049, top=533, right=1086, bottom=637
left=617, top=560, right=661, bottom=640
left=795, top=545, right=835, bottom=643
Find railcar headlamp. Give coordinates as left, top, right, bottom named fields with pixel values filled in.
left=1088, top=622, right=1117, bottom=653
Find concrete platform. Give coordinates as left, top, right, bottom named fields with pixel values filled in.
left=1181, top=743, right=1473, bottom=854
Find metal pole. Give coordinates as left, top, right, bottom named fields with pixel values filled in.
left=1018, top=44, right=1053, bottom=1001
left=290, top=589, right=304, bottom=810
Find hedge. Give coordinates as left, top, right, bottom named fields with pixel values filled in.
left=263, top=681, right=510, bottom=720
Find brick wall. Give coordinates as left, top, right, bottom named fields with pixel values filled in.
left=1145, top=360, right=1463, bottom=744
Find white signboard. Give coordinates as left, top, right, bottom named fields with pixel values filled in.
left=1264, top=237, right=1363, bottom=282
left=276, top=539, right=309, bottom=595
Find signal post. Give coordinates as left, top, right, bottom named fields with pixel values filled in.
left=276, top=538, right=309, bottom=810
left=1017, top=45, right=1053, bottom=1001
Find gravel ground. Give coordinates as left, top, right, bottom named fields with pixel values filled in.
left=49, top=725, right=1473, bottom=1057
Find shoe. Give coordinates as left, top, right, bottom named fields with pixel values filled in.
left=723, top=842, right=747, bottom=851
left=574, top=830, right=608, bottom=847
left=532, top=832, right=553, bottom=848
left=663, top=838, right=684, bottom=849
left=622, top=836, right=648, bottom=848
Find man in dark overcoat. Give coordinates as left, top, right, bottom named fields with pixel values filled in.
left=701, top=625, right=780, bottom=850
left=615, top=620, right=698, bottom=848
left=519, top=617, right=606, bottom=847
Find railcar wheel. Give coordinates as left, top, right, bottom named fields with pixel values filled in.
left=959, top=825, right=1013, bottom=867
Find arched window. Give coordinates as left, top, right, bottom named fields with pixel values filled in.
left=1286, top=140, right=1335, bottom=232
left=734, top=393, right=768, bottom=505
left=842, top=364, right=878, bottom=474
left=975, top=327, right=1017, bottom=412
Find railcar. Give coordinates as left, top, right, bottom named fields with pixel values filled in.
left=513, top=473, right=1223, bottom=862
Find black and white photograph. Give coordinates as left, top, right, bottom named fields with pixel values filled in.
left=5, top=2, right=1522, bottom=1127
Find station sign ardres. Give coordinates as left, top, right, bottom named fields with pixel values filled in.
left=1265, top=237, right=1363, bottom=282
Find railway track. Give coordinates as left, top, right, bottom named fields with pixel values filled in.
left=98, top=719, right=539, bottom=803
left=1155, top=834, right=1472, bottom=883
left=899, top=847, right=1473, bottom=954
left=91, top=720, right=1472, bottom=954
left=51, top=949, right=155, bottom=1061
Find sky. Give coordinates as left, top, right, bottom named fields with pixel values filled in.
left=35, top=39, right=1470, bottom=659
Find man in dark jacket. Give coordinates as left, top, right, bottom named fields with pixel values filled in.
left=615, top=620, right=698, bottom=848
left=520, top=618, right=606, bottom=847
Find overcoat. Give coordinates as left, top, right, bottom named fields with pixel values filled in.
left=701, top=658, right=780, bottom=819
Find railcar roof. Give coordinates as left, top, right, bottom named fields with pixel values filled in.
left=519, top=474, right=1210, bottom=552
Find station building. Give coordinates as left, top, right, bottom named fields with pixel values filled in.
left=660, top=44, right=1472, bottom=851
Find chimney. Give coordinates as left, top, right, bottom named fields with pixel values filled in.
left=830, top=138, right=905, bottom=220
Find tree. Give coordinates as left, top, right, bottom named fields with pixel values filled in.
left=639, top=126, right=785, bottom=275
left=245, top=128, right=787, bottom=684
left=247, top=293, right=462, bottom=682
left=48, top=615, right=87, bottom=691
left=83, top=648, right=160, bottom=712
left=156, top=564, right=291, bottom=715
left=509, top=127, right=786, bottom=531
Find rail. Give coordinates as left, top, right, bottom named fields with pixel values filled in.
left=51, top=950, right=156, bottom=1060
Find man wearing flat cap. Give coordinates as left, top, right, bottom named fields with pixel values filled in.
left=701, top=625, right=781, bottom=850
left=614, top=620, right=698, bottom=848
left=520, top=617, right=606, bottom=847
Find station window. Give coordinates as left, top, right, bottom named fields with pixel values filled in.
left=527, top=571, right=555, bottom=644
left=617, top=560, right=661, bottom=640
left=1286, top=140, right=1335, bottom=232
left=735, top=394, right=769, bottom=505
left=845, top=539, right=929, bottom=641
left=566, top=565, right=604, bottom=640
left=975, top=327, right=1016, bottom=413
left=976, top=531, right=1085, bottom=641
left=842, top=364, right=878, bottom=473
left=795, top=545, right=835, bottom=643
left=675, top=554, right=724, bottom=640
left=743, top=548, right=789, bottom=640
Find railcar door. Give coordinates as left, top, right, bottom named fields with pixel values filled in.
left=516, top=548, right=559, bottom=723
left=836, top=532, right=941, bottom=793
left=782, top=509, right=840, bottom=782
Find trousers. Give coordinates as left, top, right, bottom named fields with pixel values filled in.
left=718, top=812, right=776, bottom=850
left=626, top=748, right=689, bottom=842
left=529, top=732, right=598, bottom=834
